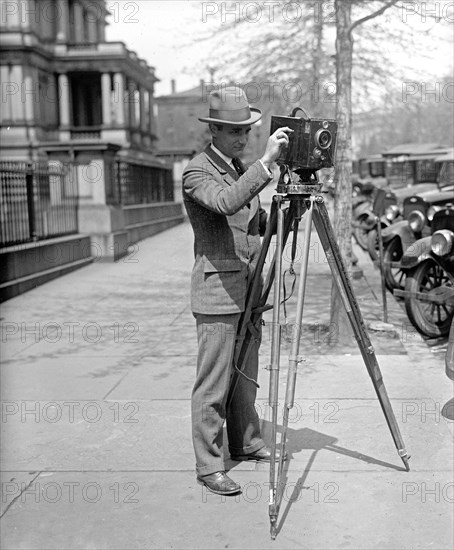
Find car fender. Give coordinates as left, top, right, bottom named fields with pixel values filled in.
left=353, top=201, right=373, bottom=219
left=400, top=236, right=433, bottom=270
left=353, top=206, right=375, bottom=229
left=382, top=222, right=419, bottom=251
left=381, top=220, right=407, bottom=243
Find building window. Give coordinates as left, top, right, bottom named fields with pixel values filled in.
left=70, top=72, right=102, bottom=127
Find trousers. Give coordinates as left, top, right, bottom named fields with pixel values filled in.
left=191, top=312, right=265, bottom=476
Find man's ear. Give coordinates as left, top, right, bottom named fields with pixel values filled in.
left=209, top=123, right=218, bottom=139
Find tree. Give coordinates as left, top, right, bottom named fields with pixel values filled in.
left=329, top=0, right=399, bottom=344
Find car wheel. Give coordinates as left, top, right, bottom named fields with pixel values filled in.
left=353, top=215, right=370, bottom=251
left=383, top=238, right=406, bottom=292
left=405, top=259, right=454, bottom=338
left=367, top=228, right=379, bottom=261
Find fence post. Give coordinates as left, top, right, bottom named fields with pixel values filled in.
left=25, top=162, right=37, bottom=241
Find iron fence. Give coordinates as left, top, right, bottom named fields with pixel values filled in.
left=113, top=162, right=173, bottom=205
left=0, top=161, right=79, bottom=247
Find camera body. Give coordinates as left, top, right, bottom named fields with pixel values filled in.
left=270, top=110, right=338, bottom=171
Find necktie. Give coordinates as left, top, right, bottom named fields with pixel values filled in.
left=231, top=158, right=250, bottom=209
left=231, top=157, right=244, bottom=176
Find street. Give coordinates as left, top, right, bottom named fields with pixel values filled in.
left=1, top=217, right=453, bottom=550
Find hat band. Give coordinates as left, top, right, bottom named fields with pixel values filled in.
left=209, top=107, right=251, bottom=123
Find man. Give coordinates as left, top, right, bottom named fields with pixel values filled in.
left=183, top=86, right=292, bottom=496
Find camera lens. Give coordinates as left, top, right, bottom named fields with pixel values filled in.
left=315, top=129, right=332, bottom=149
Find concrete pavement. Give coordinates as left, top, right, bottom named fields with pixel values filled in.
left=1, top=201, right=453, bottom=550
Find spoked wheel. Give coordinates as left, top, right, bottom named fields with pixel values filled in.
left=405, top=259, right=454, bottom=338
left=367, top=228, right=379, bottom=261
left=383, top=238, right=406, bottom=292
left=353, top=215, right=370, bottom=251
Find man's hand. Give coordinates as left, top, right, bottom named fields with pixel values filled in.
left=260, top=127, right=293, bottom=170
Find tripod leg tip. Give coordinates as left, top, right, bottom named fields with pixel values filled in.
left=270, top=518, right=277, bottom=540
left=401, top=454, right=411, bottom=472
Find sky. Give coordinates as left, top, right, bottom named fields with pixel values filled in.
left=105, top=1, right=205, bottom=95
left=104, top=0, right=454, bottom=98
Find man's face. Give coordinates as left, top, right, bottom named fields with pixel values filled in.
left=211, top=125, right=252, bottom=158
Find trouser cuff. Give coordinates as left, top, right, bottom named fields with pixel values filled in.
left=196, top=460, right=225, bottom=477
left=228, top=439, right=264, bottom=456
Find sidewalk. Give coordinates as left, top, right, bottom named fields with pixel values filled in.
left=1, top=211, right=453, bottom=550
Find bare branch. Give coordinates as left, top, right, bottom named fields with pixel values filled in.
left=348, top=0, right=399, bottom=35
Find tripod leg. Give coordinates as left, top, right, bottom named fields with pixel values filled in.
left=277, top=197, right=314, bottom=496
left=312, top=197, right=410, bottom=471
left=227, top=198, right=299, bottom=407
left=226, top=199, right=278, bottom=408
left=269, top=196, right=285, bottom=539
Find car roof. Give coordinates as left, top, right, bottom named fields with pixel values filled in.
left=405, top=150, right=452, bottom=161
left=435, top=150, right=454, bottom=162
left=382, top=143, right=446, bottom=156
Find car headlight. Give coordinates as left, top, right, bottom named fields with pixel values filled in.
left=408, top=210, right=426, bottom=233
left=427, top=205, right=443, bottom=222
left=431, top=229, right=454, bottom=256
left=385, top=204, right=400, bottom=222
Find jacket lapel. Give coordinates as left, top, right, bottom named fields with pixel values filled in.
left=204, top=145, right=238, bottom=183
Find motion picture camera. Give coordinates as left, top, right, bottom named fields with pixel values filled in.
left=270, top=107, right=338, bottom=172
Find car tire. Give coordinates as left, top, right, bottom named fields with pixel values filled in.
left=353, top=214, right=370, bottom=251
left=405, top=259, right=454, bottom=338
left=383, top=238, right=406, bottom=292
left=367, top=228, right=379, bottom=261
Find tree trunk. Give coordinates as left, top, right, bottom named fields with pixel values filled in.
left=310, top=11, right=324, bottom=117
left=328, top=0, right=354, bottom=345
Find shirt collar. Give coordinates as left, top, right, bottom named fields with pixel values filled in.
left=210, top=144, right=233, bottom=167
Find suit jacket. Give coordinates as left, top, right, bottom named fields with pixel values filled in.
left=183, top=145, right=272, bottom=314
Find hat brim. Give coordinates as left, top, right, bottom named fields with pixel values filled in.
left=198, top=108, right=262, bottom=126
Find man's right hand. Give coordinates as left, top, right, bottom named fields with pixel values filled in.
left=260, top=127, right=293, bottom=170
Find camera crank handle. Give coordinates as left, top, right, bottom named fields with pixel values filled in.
left=289, top=106, right=310, bottom=120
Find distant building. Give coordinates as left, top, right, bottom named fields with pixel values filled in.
left=0, top=0, right=183, bottom=300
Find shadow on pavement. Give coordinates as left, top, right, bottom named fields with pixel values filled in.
left=225, top=422, right=408, bottom=536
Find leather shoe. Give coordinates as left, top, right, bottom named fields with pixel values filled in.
left=196, top=471, right=241, bottom=495
left=231, top=446, right=288, bottom=462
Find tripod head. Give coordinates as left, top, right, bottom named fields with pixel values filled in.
left=276, top=164, right=322, bottom=195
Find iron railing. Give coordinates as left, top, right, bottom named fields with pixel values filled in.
left=0, top=161, right=79, bottom=247
left=113, top=161, right=173, bottom=205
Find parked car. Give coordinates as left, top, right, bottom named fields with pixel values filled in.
left=379, top=151, right=454, bottom=291
left=381, top=142, right=447, bottom=190
left=395, top=207, right=454, bottom=338
left=366, top=149, right=454, bottom=263
left=353, top=155, right=387, bottom=196
left=362, top=190, right=400, bottom=261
